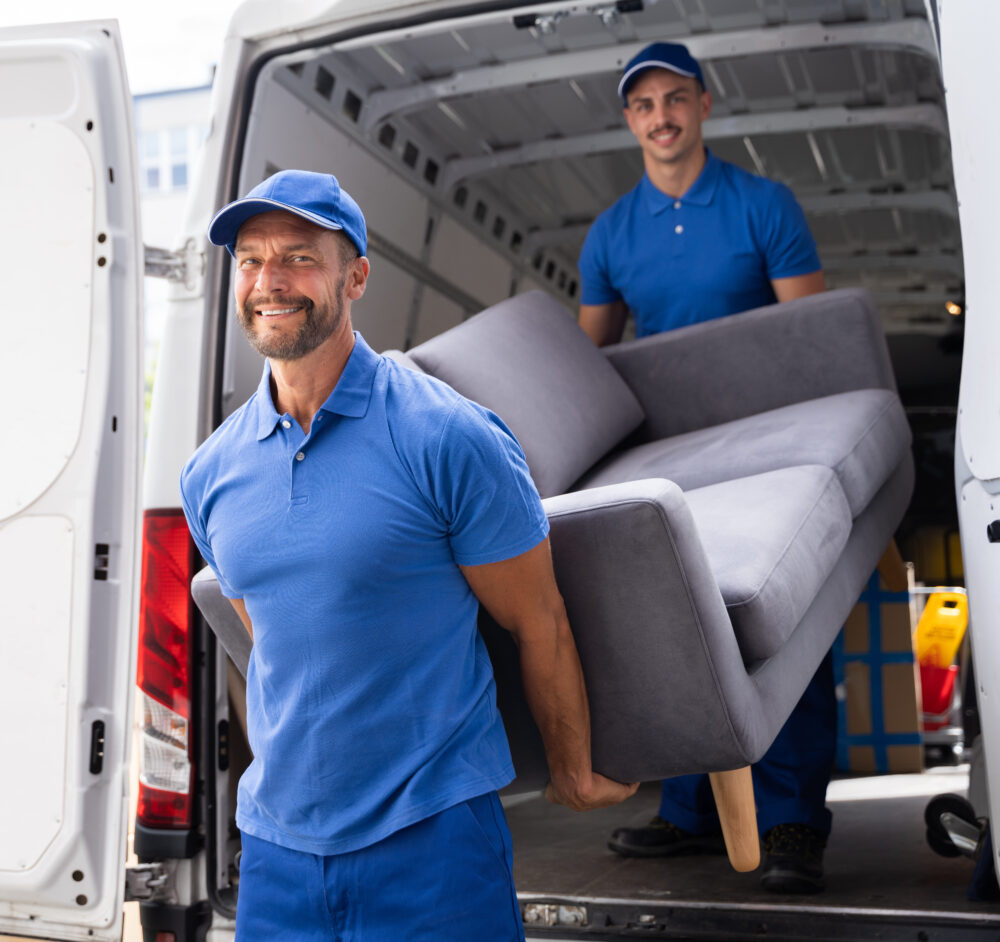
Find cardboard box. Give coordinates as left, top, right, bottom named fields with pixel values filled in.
left=832, top=570, right=923, bottom=773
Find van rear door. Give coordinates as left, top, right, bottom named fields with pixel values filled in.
left=0, top=20, right=142, bottom=942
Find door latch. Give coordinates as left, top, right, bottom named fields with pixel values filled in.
left=124, top=862, right=171, bottom=901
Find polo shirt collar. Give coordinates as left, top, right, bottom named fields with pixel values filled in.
left=253, top=333, right=378, bottom=440
left=642, top=148, right=722, bottom=214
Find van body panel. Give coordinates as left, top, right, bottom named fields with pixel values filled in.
left=941, top=1, right=1000, bottom=482
left=0, top=20, right=142, bottom=942
left=940, top=0, right=1000, bottom=879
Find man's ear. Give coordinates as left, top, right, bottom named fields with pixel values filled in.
left=347, top=256, right=370, bottom=300
left=700, top=88, right=713, bottom=122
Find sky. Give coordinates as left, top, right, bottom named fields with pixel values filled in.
left=2, top=0, right=241, bottom=93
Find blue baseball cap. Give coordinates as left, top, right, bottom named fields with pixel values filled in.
left=618, top=42, right=705, bottom=105
left=208, top=169, right=367, bottom=257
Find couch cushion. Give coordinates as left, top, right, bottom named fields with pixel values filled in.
left=407, top=291, right=644, bottom=498
left=575, top=389, right=909, bottom=517
left=686, top=466, right=852, bottom=662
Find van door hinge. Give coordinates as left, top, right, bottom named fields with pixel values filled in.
left=144, top=238, right=204, bottom=290
left=124, top=862, right=171, bottom=901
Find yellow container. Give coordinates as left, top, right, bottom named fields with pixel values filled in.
left=915, top=591, right=968, bottom=669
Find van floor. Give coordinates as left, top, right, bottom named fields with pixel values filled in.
left=506, top=765, right=1000, bottom=940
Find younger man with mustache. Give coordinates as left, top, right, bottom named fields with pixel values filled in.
left=578, top=43, right=832, bottom=894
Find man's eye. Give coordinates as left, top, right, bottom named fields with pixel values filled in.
left=238, top=258, right=260, bottom=268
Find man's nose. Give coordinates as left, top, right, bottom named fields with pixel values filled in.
left=255, top=258, right=288, bottom=293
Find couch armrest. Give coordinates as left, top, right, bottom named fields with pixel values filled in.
left=603, top=287, right=897, bottom=442
left=483, top=479, right=762, bottom=792
left=191, top=568, right=252, bottom=678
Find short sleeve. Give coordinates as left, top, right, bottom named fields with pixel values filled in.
left=432, top=399, right=550, bottom=566
left=179, top=461, right=239, bottom=599
left=578, top=216, right=623, bottom=306
left=761, top=182, right=822, bottom=280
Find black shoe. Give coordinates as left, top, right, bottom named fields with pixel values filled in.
left=760, top=823, right=826, bottom=893
left=608, top=816, right=726, bottom=858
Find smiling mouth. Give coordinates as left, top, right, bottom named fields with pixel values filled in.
left=649, top=125, right=680, bottom=143
left=257, top=306, right=302, bottom=317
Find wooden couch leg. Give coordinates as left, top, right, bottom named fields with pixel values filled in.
left=708, top=767, right=760, bottom=872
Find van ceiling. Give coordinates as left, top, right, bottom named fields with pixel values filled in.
left=268, top=0, right=960, bottom=335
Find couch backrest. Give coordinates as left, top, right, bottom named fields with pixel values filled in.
left=407, top=291, right=644, bottom=498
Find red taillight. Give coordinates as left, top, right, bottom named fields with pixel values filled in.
left=137, top=510, right=195, bottom=830
left=137, top=783, right=193, bottom=830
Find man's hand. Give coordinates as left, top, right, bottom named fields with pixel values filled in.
left=545, top=771, right=639, bottom=812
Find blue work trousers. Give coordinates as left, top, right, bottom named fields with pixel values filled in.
left=659, top=652, right=837, bottom=837
left=235, top=791, right=524, bottom=942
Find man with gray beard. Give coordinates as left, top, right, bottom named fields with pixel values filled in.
left=179, top=169, right=636, bottom=941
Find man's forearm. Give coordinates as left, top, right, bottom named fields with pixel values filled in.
left=579, top=301, right=627, bottom=346
left=515, top=612, right=638, bottom=810
left=516, top=613, right=594, bottom=791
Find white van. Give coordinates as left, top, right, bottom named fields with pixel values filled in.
left=2, top=0, right=999, bottom=939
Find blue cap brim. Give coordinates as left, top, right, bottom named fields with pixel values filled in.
left=208, top=197, right=347, bottom=257
left=618, top=61, right=698, bottom=102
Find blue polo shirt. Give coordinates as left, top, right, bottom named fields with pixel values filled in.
left=180, top=335, right=549, bottom=856
left=578, top=150, right=821, bottom=336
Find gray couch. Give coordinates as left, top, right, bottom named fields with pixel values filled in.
left=191, top=286, right=912, bottom=806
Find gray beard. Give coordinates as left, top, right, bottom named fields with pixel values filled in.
left=238, top=287, right=345, bottom=361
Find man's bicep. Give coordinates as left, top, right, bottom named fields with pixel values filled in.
left=579, top=301, right=628, bottom=347
left=771, top=270, right=826, bottom=303
left=459, top=538, right=564, bottom=639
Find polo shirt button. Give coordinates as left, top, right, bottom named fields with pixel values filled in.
left=281, top=420, right=291, bottom=429
left=675, top=224, right=684, bottom=234
left=674, top=200, right=682, bottom=210
left=296, top=452, right=305, bottom=462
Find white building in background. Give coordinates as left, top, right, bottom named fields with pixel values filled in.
left=133, top=83, right=213, bottom=383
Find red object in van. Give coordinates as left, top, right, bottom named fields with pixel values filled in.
left=920, top=663, right=959, bottom=731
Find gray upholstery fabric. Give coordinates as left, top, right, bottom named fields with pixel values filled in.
left=745, top=456, right=915, bottom=746
left=603, top=287, right=897, bottom=443
left=538, top=479, right=746, bottom=783
left=490, top=456, right=914, bottom=789
left=381, top=349, right=423, bottom=372
left=407, top=291, right=644, bottom=498
left=576, top=389, right=910, bottom=518
left=686, top=467, right=852, bottom=662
